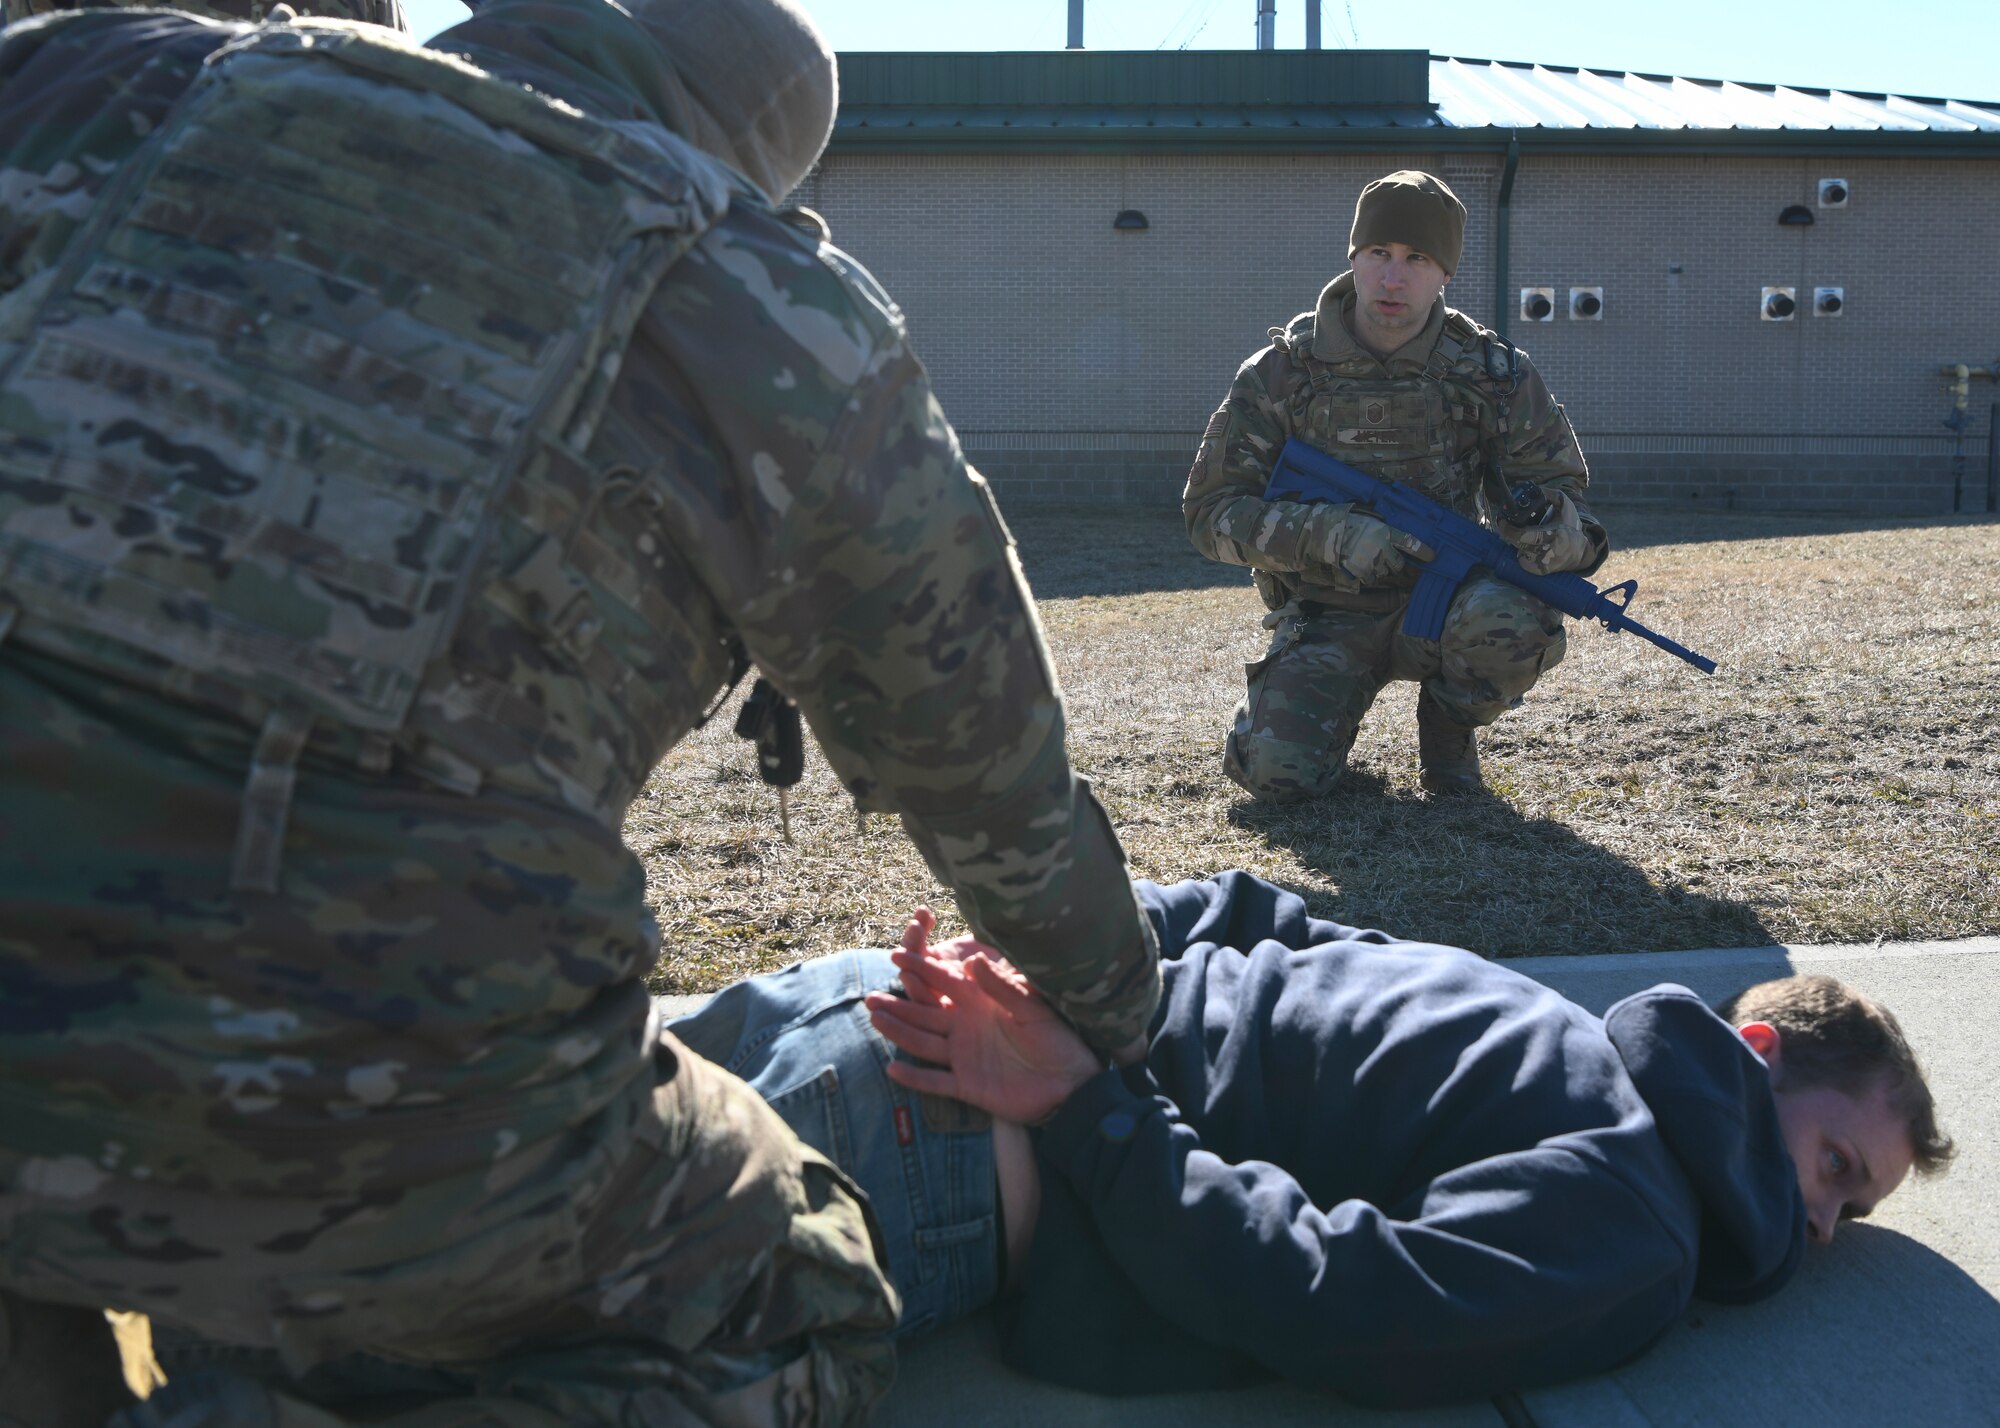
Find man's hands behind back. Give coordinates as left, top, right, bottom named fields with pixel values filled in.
left=866, top=913, right=1103, bottom=1126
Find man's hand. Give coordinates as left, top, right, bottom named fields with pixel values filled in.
left=1317, top=508, right=1434, bottom=585
left=1502, top=490, right=1594, bottom=575
left=866, top=915, right=1103, bottom=1126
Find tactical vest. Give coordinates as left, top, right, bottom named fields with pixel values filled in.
left=1286, top=310, right=1505, bottom=523
left=0, top=21, right=736, bottom=888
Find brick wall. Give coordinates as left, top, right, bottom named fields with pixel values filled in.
left=796, top=150, right=1999, bottom=514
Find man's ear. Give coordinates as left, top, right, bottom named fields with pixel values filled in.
left=1738, top=1020, right=1783, bottom=1076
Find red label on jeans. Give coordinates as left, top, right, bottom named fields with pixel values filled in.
left=894, top=1104, right=915, bottom=1147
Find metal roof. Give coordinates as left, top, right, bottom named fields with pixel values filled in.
left=1430, top=57, right=2000, bottom=134
left=828, top=51, right=2000, bottom=155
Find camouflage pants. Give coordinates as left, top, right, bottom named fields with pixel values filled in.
left=2, top=1058, right=897, bottom=1428
left=1224, top=576, right=1565, bottom=800
left=0, top=648, right=898, bottom=1428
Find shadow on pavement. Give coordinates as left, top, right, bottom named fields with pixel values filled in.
left=876, top=1309, right=1498, bottom=1428
left=1524, top=1224, right=2000, bottom=1427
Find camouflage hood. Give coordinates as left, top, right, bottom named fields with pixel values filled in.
left=1309, top=269, right=1447, bottom=370
left=0, top=0, right=405, bottom=28
left=439, top=0, right=835, bottom=204
left=624, top=0, right=835, bottom=203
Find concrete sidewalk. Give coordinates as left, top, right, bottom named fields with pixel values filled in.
left=671, top=933, right=2000, bottom=1428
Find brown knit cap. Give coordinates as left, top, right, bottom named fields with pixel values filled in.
left=1348, top=170, right=1467, bottom=275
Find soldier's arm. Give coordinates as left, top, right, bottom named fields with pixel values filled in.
left=1500, top=352, right=1609, bottom=575
left=636, top=218, right=1160, bottom=1057
left=1182, top=347, right=1357, bottom=580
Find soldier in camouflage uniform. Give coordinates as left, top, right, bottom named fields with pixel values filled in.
left=0, top=0, right=1161, bottom=1423
left=1185, top=171, right=1608, bottom=797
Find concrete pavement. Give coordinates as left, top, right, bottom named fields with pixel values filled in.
left=667, top=932, right=2000, bottom=1428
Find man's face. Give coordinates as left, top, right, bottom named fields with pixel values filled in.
left=1772, top=1080, right=1916, bottom=1245
left=1349, top=241, right=1451, bottom=355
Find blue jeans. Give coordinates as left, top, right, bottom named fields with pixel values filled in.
left=666, top=949, right=1001, bottom=1338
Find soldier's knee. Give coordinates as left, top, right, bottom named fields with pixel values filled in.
left=1224, top=724, right=1354, bottom=802
left=1439, top=583, right=1564, bottom=694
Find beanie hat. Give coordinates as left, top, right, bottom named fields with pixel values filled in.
left=1348, top=170, right=1466, bottom=275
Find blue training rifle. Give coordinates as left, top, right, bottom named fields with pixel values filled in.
left=1264, top=438, right=1718, bottom=674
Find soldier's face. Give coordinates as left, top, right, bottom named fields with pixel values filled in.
left=1350, top=242, right=1451, bottom=352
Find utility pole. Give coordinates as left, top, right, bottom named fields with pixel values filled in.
left=1256, top=0, right=1275, bottom=49
left=1306, top=0, right=1320, bottom=48
left=1067, top=0, right=1083, bottom=48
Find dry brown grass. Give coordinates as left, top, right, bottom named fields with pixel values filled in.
left=634, top=505, right=2000, bottom=991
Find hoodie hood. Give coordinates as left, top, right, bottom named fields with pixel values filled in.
left=1604, top=985, right=1808, bottom=1304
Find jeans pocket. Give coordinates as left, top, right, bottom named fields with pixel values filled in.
left=763, top=1066, right=854, bottom=1175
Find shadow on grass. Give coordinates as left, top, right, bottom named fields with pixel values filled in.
left=1225, top=772, right=1776, bottom=958
left=1568, top=504, right=1999, bottom=554
left=1003, top=499, right=2000, bottom=597
left=1006, top=506, right=1252, bottom=600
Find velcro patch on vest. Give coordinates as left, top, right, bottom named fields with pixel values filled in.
left=1336, top=428, right=1409, bottom=447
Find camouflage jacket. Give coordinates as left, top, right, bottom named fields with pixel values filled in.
left=0, top=0, right=1156, bottom=1394
left=0, top=0, right=1156, bottom=1055
left=1184, top=271, right=1606, bottom=611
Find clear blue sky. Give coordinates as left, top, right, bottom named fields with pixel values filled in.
left=403, top=0, right=1999, bottom=102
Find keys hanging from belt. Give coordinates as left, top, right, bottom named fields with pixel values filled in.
left=734, top=678, right=805, bottom=842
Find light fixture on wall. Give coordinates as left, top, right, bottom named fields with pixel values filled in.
left=1112, top=209, right=1149, bottom=231
left=1818, top=178, right=1849, bottom=207
left=1778, top=205, right=1815, bottom=226
left=1814, top=287, right=1845, bottom=317
left=1569, top=287, right=1604, bottom=320
left=1519, top=287, right=1554, bottom=322
left=1762, top=287, right=1798, bottom=321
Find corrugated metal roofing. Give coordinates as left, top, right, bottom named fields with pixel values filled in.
left=1429, top=57, right=2000, bottom=133
left=838, top=50, right=1429, bottom=109
left=828, top=50, right=2000, bottom=151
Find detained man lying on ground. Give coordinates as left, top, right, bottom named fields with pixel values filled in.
left=667, top=872, right=1952, bottom=1408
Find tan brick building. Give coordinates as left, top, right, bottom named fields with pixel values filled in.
left=795, top=52, right=2000, bottom=514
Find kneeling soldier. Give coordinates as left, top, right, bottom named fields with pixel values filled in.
left=1186, top=170, right=1606, bottom=797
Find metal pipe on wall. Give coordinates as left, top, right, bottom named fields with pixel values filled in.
left=1989, top=403, right=1999, bottom=514
left=1256, top=0, right=1275, bottom=49
left=1306, top=0, right=1320, bottom=48
left=1939, top=362, right=2000, bottom=513
left=1067, top=0, right=1083, bottom=49
left=1493, top=131, right=1520, bottom=340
